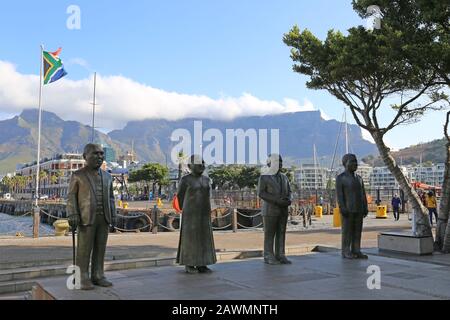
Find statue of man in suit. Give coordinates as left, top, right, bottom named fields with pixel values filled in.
left=257, top=154, right=292, bottom=265
left=67, top=144, right=117, bottom=290
left=336, top=154, right=368, bottom=259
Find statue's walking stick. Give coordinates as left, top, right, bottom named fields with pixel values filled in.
left=72, top=225, right=76, bottom=267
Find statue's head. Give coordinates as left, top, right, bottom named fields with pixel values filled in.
left=83, top=144, right=104, bottom=170
left=188, top=154, right=205, bottom=176
left=342, top=153, right=358, bottom=173
left=267, top=154, right=283, bottom=174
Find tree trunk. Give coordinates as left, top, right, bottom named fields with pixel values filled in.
left=372, top=133, right=432, bottom=237
left=439, top=141, right=450, bottom=251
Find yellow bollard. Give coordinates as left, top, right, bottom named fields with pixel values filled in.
left=118, top=200, right=123, bottom=208
left=333, top=208, right=341, bottom=227
left=157, top=198, right=163, bottom=208
left=53, top=219, right=70, bottom=236
left=315, top=206, right=323, bottom=218
left=123, top=202, right=129, bottom=209
left=376, top=205, right=388, bottom=219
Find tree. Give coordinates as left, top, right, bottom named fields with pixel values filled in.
left=437, top=111, right=450, bottom=251
left=128, top=163, right=169, bottom=196
left=0, top=176, right=13, bottom=193
left=352, top=0, right=450, bottom=248
left=283, top=1, right=448, bottom=236
left=208, top=165, right=240, bottom=189
left=236, top=166, right=261, bottom=189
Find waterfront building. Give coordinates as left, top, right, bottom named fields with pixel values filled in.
left=15, top=154, right=85, bottom=198
left=294, top=164, right=329, bottom=190
left=369, top=166, right=411, bottom=189
left=102, top=145, right=116, bottom=163
left=408, top=163, right=445, bottom=187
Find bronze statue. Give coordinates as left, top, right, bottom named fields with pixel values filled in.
left=67, top=144, right=117, bottom=290
left=336, top=154, right=368, bottom=259
left=176, top=155, right=217, bottom=274
left=257, top=154, right=292, bottom=265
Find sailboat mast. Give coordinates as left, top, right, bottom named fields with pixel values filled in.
left=313, top=144, right=318, bottom=190
left=344, top=109, right=349, bottom=154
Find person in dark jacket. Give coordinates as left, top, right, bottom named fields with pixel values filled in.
left=391, top=194, right=402, bottom=221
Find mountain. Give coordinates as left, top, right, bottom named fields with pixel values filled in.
left=109, top=111, right=377, bottom=165
left=0, top=109, right=378, bottom=174
left=363, top=138, right=448, bottom=166
left=0, top=109, right=126, bottom=173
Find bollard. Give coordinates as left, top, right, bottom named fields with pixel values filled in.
left=333, top=207, right=341, bottom=228
left=376, top=205, right=388, bottom=219
left=232, top=208, right=238, bottom=233
left=53, top=219, right=69, bottom=236
left=152, top=205, right=159, bottom=234
left=33, top=206, right=40, bottom=238
left=315, top=206, right=323, bottom=218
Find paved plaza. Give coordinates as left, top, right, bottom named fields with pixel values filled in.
left=33, top=251, right=450, bottom=300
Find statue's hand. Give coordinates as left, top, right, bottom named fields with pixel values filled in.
left=277, top=198, right=291, bottom=207
left=68, top=215, right=80, bottom=229
left=340, top=209, right=349, bottom=218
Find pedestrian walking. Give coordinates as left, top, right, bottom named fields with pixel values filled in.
left=391, top=194, right=401, bottom=221
left=426, top=191, right=438, bottom=226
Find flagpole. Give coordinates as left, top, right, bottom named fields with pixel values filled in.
left=91, top=72, right=97, bottom=143
left=33, top=44, right=44, bottom=238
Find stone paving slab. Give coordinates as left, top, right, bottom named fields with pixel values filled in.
left=32, top=251, right=450, bottom=300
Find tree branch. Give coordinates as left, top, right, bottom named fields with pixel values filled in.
left=445, top=111, right=450, bottom=142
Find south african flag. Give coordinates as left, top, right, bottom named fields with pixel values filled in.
left=43, top=48, right=68, bottom=85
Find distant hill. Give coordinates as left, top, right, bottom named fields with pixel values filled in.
left=0, top=109, right=127, bottom=173
left=363, top=138, right=448, bottom=166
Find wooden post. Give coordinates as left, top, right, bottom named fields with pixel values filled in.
left=232, top=208, right=238, bottom=233
left=33, top=206, right=40, bottom=238
left=152, top=205, right=158, bottom=234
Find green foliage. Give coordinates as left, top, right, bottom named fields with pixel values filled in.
left=208, top=165, right=261, bottom=189
left=128, top=163, right=169, bottom=186
left=283, top=1, right=448, bottom=136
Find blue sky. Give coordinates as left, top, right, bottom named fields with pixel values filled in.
left=0, top=0, right=446, bottom=150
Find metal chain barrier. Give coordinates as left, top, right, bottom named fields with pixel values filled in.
left=114, top=224, right=152, bottom=232
left=237, top=222, right=263, bottom=229
left=157, top=222, right=178, bottom=231
left=114, top=212, right=153, bottom=232
left=212, top=211, right=233, bottom=219
left=236, top=211, right=262, bottom=218
left=39, top=208, right=62, bottom=220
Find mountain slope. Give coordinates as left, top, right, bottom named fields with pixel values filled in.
left=0, top=109, right=126, bottom=173
left=363, top=138, right=447, bottom=166
left=109, top=111, right=377, bottom=164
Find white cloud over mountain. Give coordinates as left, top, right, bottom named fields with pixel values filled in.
left=0, top=60, right=325, bottom=131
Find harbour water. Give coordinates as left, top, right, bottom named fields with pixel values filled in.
left=0, top=212, right=54, bottom=237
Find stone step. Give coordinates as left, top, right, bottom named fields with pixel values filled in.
left=0, top=245, right=318, bottom=294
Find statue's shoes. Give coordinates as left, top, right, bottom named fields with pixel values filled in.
left=185, top=266, right=199, bottom=274
left=277, top=256, right=292, bottom=264
left=353, top=252, right=368, bottom=259
left=197, top=266, right=213, bottom=273
left=264, top=258, right=281, bottom=265
left=92, top=278, right=113, bottom=287
left=80, top=280, right=95, bottom=290
left=342, top=252, right=354, bottom=259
